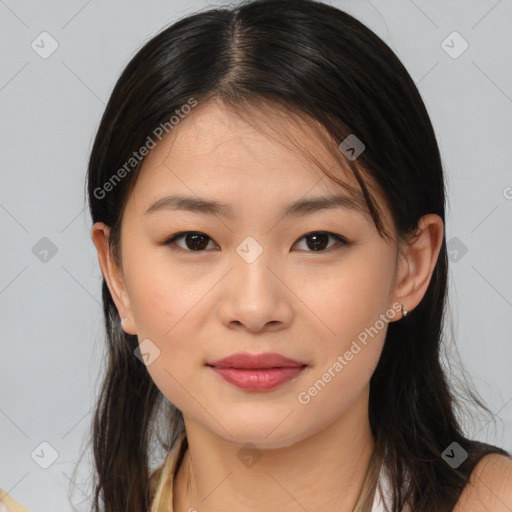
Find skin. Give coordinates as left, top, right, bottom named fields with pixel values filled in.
left=91, top=98, right=446, bottom=511
left=454, top=455, right=512, bottom=512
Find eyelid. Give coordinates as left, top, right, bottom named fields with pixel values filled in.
left=294, top=231, right=348, bottom=251
left=164, top=231, right=219, bottom=251
left=163, top=230, right=349, bottom=253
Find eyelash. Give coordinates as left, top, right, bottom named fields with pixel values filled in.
left=162, top=231, right=349, bottom=253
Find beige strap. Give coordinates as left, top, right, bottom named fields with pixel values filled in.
left=0, top=489, right=31, bottom=512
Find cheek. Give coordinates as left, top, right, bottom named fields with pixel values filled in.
left=294, top=352, right=375, bottom=431
left=298, top=246, right=395, bottom=342
left=293, top=246, right=395, bottom=403
left=123, top=255, right=215, bottom=400
left=295, top=283, right=390, bottom=415
left=129, top=277, right=203, bottom=411
left=126, top=249, right=209, bottom=340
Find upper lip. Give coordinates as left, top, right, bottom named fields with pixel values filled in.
left=207, top=352, right=306, bottom=369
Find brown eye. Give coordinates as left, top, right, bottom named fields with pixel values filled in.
left=293, top=231, right=347, bottom=252
left=163, top=230, right=348, bottom=253
left=164, top=232, right=217, bottom=251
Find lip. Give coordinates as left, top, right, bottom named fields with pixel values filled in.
left=207, top=352, right=307, bottom=391
left=208, top=352, right=306, bottom=369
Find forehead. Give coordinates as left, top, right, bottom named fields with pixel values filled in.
left=125, top=99, right=375, bottom=221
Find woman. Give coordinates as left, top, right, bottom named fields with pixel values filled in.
left=80, top=0, right=512, bottom=510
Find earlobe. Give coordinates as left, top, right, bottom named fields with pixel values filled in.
left=392, top=214, right=444, bottom=317
left=90, top=222, right=137, bottom=334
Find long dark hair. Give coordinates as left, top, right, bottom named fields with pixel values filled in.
left=76, top=0, right=510, bottom=510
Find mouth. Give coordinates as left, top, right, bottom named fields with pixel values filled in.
left=206, top=352, right=307, bottom=391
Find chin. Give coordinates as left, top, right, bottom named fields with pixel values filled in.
left=208, top=416, right=311, bottom=450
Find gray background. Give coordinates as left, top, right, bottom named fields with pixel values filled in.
left=1, top=0, right=511, bottom=510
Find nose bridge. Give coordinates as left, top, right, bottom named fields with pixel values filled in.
left=233, top=235, right=276, bottom=298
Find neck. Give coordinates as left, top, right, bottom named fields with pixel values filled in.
left=174, top=386, right=375, bottom=512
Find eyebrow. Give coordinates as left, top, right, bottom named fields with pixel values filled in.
left=144, top=192, right=369, bottom=219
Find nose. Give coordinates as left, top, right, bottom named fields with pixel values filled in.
left=217, top=248, right=294, bottom=333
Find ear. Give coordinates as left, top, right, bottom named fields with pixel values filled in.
left=391, top=214, right=444, bottom=319
left=90, top=222, right=137, bottom=335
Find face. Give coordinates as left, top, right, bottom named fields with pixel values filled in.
left=106, top=99, right=404, bottom=449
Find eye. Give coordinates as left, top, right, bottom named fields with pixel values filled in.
left=163, top=231, right=347, bottom=253
left=293, top=231, right=348, bottom=252
left=163, top=231, right=218, bottom=252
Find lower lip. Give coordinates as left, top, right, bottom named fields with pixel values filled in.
left=209, top=366, right=306, bottom=391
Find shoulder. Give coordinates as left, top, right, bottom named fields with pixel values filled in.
left=453, top=453, right=512, bottom=512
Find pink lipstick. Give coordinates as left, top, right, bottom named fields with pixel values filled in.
left=207, top=352, right=307, bottom=391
